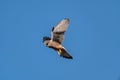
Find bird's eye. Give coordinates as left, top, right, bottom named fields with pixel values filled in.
left=46, top=43, right=48, bottom=46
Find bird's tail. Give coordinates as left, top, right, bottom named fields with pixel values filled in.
left=57, top=48, right=73, bottom=59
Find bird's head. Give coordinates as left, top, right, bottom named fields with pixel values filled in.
left=43, top=36, right=51, bottom=46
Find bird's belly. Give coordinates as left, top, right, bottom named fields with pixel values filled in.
left=48, top=41, right=63, bottom=49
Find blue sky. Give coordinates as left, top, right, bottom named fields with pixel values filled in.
left=0, top=0, right=120, bottom=80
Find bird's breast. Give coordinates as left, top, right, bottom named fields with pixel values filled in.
left=48, top=41, right=63, bottom=49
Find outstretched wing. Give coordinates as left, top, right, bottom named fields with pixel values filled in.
left=51, top=18, right=69, bottom=44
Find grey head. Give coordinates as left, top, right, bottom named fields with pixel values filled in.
left=43, top=36, right=51, bottom=46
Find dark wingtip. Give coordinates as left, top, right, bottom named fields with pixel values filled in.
left=66, top=56, right=73, bottom=59
left=63, top=18, right=70, bottom=22
left=69, top=56, right=73, bottom=59
left=62, top=56, right=73, bottom=59
left=52, top=27, right=54, bottom=31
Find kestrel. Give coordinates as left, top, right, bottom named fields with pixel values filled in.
left=43, top=18, right=73, bottom=59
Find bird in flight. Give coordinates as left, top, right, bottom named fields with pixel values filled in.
left=43, top=18, right=73, bottom=59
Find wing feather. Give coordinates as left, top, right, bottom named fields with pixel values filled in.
left=51, top=18, right=69, bottom=44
